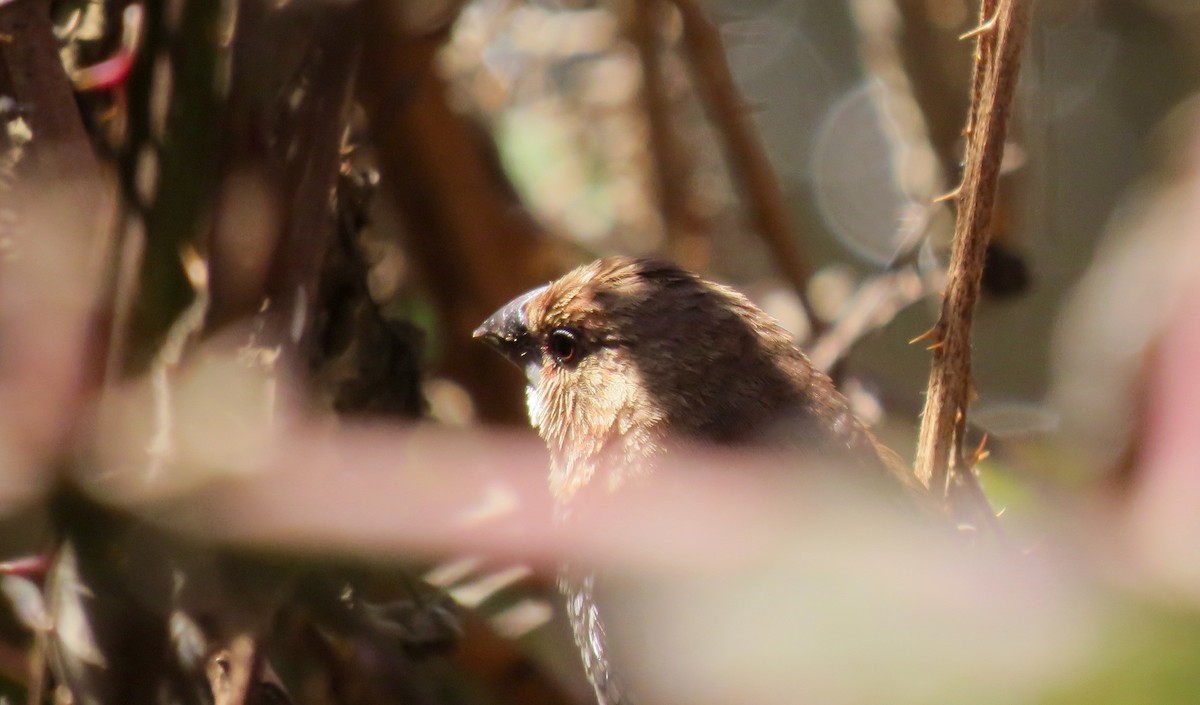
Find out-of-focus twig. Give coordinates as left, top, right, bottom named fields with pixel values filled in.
left=848, top=0, right=949, bottom=205
left=668, top=0, right=823, bottom=335
left=809, top=203, right=932, bottom=372
left=629, top=0, right=709, bottom=270
left=914, top=0, right=1030, bottom=500
left=888, top=1, right=979, bottom=183
left=810, top=269, right=924, bottom=373
left=804, top=0, right=956, bottom=374
left=118, top=0, right=227, bottom=374
left=209, top=1, right=363, bottom=355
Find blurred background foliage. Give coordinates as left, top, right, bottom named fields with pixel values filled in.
left=3, top=0, right=1200, bottom=703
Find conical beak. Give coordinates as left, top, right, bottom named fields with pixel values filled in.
left=473, top=286, right=547, bottom=384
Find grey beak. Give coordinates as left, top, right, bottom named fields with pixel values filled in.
left=473, top=286, right=548, bottom=380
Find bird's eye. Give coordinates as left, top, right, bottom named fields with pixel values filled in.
left=547, top=328, right=582, bottom=365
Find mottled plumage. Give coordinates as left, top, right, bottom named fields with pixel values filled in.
left=475, top=257, right=921, bottom=705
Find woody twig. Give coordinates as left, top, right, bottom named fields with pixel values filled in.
left=913, top=0, right=1031, bottom=512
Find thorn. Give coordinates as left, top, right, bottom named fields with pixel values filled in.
left=995, top=506, right=1007, bottom=518
left=933, top=186, right=961, bottom=203
left=926, top=340, right=945, bottom=351
left=909, top=327, right=938, bottom=345
left=959, top=14, right=998, bottom=40
left=971, top=433, right=991, bottom=464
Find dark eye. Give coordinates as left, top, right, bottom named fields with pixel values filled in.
left=547, top=328, right=582, bottom=365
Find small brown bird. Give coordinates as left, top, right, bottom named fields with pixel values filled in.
left=475, top=257, right=920, bottom=704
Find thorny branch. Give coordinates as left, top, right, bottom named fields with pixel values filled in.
left=964, top=0, right=1001, bottom=144
left=668, top=0, right=824, bottom=336
left=914, top=0, right=1030, bottom=505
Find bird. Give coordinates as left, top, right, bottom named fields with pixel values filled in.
left=474, top=256, right=923, bottom=705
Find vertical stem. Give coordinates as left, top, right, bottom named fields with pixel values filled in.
left=914, top=0, right=1031, bottom=495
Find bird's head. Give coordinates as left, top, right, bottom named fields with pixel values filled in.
left=475, top=257, right=824, bottom=501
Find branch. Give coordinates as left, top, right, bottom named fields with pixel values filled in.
left=630, top=0, right=710, bottom=269
left=913, top=0, right=1030, bottom=497
left=630, top=0, right=676, bottom=225
left=668, top=0, right=823, bottom=334
left=964, top=0, right=1001, bottom=144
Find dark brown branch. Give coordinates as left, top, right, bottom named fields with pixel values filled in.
left=210, top=2, right=363, bottom=355
left=668, top=0, right=823, bottom=334
left=914, top=0, right=1031, bottom=495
